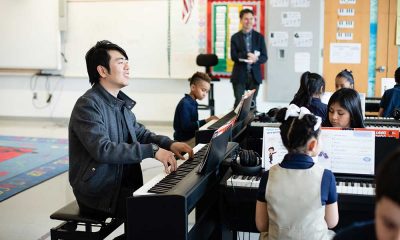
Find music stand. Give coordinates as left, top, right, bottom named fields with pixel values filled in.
left=196, top=54, right=220, bottom=116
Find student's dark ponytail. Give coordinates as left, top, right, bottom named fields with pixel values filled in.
left=290, top=71, right=325, bottom=108
left=276, top=107, right=321, bottom=152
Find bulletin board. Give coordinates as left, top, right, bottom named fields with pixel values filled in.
left=207, top=0, right=266, bottom=77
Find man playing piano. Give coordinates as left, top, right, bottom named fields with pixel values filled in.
left=68, top=40, right=193, bottom=240
left=334, top=150, right=400, bottom=240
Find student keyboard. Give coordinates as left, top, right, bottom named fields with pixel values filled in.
left=226, top=174, right=262, bottom=188
left=336, top=180, right=375, bottom=195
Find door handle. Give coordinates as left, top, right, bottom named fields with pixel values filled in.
left=376, top=66, right=386, bottom=72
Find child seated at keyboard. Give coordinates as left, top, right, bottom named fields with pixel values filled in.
left=379, top=67, right=400, bottom=117
left=290, top=71, right=327, bottom=121
left=256, top=104, right=339, bottom=240
left=323, top=88, right=365, bottom=128
left=335, top=69, right=355, bottom=90
left=333, top=149, right=400, bottom=240
left=173, top=72, right=218, bottom=147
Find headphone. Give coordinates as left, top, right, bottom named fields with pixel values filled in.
left=231, top=149, right=262, bottom=176
left=393, top=108, right=400, bottom=120
left=256, top=107, right=280, bottom=122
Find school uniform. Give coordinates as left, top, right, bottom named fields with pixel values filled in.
left=257, top=153, right=337, bottom=240
left=173, top=94, right=206, bottom=143
left=308, top=98, right=327, bottom=122
left=333, top=220, right=376, bottom=240
left=380, top=84, right=400, bottom=117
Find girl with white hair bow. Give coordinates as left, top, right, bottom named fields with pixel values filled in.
left=256, top=104, right=339, bottom=240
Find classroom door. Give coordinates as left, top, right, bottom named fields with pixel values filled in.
left=323, top=1, right=370, bottom=94
left=375, top=0, right=398, bottom=97
left=323, top=0, right=398, bottom=97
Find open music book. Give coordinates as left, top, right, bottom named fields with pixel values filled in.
left=262, top=127, right=399, bottom=175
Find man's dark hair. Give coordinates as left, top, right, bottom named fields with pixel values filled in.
left=239, top=9, right=254, bottom=19
left=188, top=72, right=211, bottom=86
left=376, top=149, right=400, bottom=205
left=325, top=88, right=365, bottom=128
left=85, top=40, right=128, bottom=85
left=394, top=67, right=400, bottom=83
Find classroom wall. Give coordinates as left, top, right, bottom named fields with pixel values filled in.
left=0, top=75, right=281, bottom=122
left=0, top=0, right=288, bottom=122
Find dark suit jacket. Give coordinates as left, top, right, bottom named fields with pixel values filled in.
left=230, top=30, right=268, bottom=84
left=69, top=83, right=174, bottom=214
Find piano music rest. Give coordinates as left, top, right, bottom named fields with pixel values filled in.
left=50, top=200, right=123, bottom=240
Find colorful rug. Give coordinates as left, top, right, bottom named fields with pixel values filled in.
left=0, top=135, right=68, bottom=202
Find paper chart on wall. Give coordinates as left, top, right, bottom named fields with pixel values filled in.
left=270, top=0, right=289, bottom=7
left=215, top=5, right=227, bottom=59
left=281, top=12, right=301, bottom=27
left=329, top=43, right=361, bottom=64
left=381, top=78, right=396, bottom=96
left=290, top=0, right=310, bottom=8
left=339, top=0, right=356, bottom=4
left=293, top=32, right=313, bottom=47
left=269, top=31, right=289, bottom=47
left=294, top=52, right=310, bottom=73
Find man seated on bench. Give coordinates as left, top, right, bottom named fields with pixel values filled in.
left=68, top=40, right=193, bottom=240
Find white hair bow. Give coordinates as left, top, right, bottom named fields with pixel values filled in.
left=284, top=104, right=322, bottom=131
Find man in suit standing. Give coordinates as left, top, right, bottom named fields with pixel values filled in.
left=230, top=8, right=267, bottom=110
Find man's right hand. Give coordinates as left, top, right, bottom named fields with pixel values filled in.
left=154, top=148, right=177, bottom=174
left=247, top=52, right=258, bottom=63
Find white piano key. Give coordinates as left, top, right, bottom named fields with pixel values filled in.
left=226, top=174, right=260, bottom=188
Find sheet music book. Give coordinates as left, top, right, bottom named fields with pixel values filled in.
left=262, top=127, right=376, bottom=175
left=261, top=128, right=287, bottom=169
left=318, top=128, right=375, bottom=175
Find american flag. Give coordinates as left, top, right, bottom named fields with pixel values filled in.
left=182, top=0, right=195, bottom=24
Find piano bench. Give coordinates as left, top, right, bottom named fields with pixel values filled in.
left=50, top=200, right=123, bottom=240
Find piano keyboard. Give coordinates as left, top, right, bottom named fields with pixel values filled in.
left=225, top=175, right=376, bottom=196
left=250, top=121, right=280, bottom=128
left=226, top=175, right=261, bottom=188
left=365, top=117, right=400, bottom=128
left=134, top=144, right=206, bottom=196
left=336, top=180, right=375, bottom=196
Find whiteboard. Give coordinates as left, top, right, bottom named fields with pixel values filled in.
left=64, top=0, right=201, bottom=79
left=0, top=0, right=61, bottom=70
